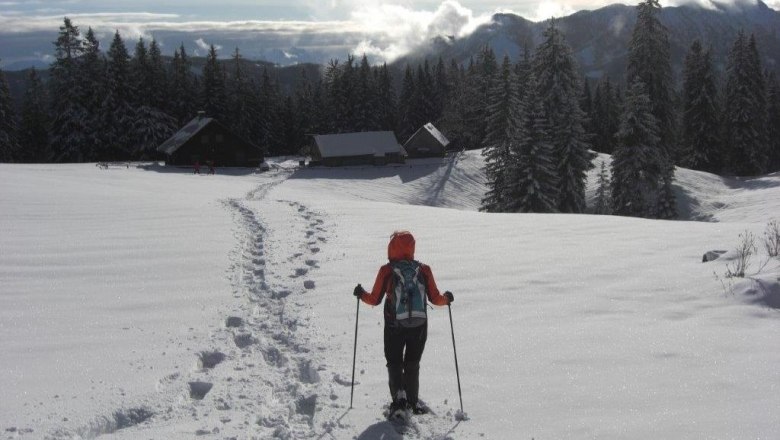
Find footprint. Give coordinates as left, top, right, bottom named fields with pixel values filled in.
left=290, top=268, right=308, bottom=278
left=225, top=317, right=244, bottom=328
left=310, top=247, right=320, bottom=254
left=304, top=260, right=318, bottom=267
left=197, top=351, right=226, bottom=369
left=188, top=382, right=213, bottom=400
left=304, top=280, right=315, bottom=290
left=234, top=333, right=255, bottom=349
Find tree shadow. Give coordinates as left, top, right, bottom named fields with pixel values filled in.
left=720, top=173, right=780, bottom=190
left=288, top=157, right=455, bottom=184
left=135, top=162, right=262, bottom=176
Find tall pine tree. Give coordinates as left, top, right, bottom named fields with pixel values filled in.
left=611, top=80, right=663, bottom=218
left=18, top=68, right=50, bottom=162
left=0, top=66, right=19, bottom=162
left=681, top=40, right=721, bottom=173
left=481, top=55, right=521, bottom=212
left=533, top=19, right=594, bottom=213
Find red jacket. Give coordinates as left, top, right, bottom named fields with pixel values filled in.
left=360, top=232, right=449, bottom=317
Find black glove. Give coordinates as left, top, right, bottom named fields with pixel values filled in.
left=444, top=291, right=454, bottom=304
left=353, top=284, right=364, bottom=298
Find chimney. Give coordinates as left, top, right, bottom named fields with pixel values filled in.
left=197, top=111, right=206, bottom=120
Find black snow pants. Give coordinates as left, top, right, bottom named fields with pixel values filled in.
left=384, top=322, right=428, bottom=406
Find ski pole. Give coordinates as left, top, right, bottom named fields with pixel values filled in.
left=350, top=292, right=360, bottom=409
left=448, top=302, right=463, bottom=413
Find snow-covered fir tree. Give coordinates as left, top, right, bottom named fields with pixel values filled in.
left=170, top=45, right=196, bottom=125
left=611, top=80, right=663, bottom=218
left=439, top=60, right=470, bottom=150
left=397, top=65, right=416, bottom=140
left=481, top=55, right=522, bottom=212
left=532, top=19, right=594, bottom=213
left=201, top=44, right=228, bottom=122
left=432, top=57, right=449, bottom=122
left=627, top=0, right=677, bottom=163
left=0, top=67, right=19, bottom=162
left=592, top=76, right=621, bottom=154
left=681, top=40, right=721, bottom=173
left=227, top=48, right=261, bottom=148
left=593, top=160, right=612, bottom=215
left=413, top=60, right=437, bottom=131
left=767, top=72, right=780, bottom=172
left=355, top=54, right=379, bottom=132
left=80, top=28, right=106, bottom=161
left=147, top=39, right=168, bottom=112
left=375, top=63, right=397, bottom=132
left=102, top=30, right=135, bottom=159
left=48, top=17, right=88, bottom=162
left=626, top=0, right=676, bottom=217
left=506, top=73, right=559, bottom=213
left=474, top=46, right=498, bottom=150
left=18, top=68, right=50, bottom=163
left=724, top=31, right=768, bottom=176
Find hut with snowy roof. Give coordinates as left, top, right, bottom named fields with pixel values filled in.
left=310, top=131, right=406, bottom=167
left=157, top=112, right=263, bottom=167
left=403, top=123, right=450, bottom=158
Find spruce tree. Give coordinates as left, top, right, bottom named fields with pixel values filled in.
left=227, top=48, right=259, bottom=145
left=0, top=66, right=19, bottom=162
left=375, top=63, right=397, bottom=132
left=533, top=19, right=594, bottom=213
left=103, top=30, right=135, bottom=159
left=593, top=160, right=612, bottom=215
left=18, top=68, right=50, bottom=162
left=171, top=44, right=195, bottom=125
left=481, top=55, right=521, bottom=212
left=592, top=77, right=620, bottom=154
left=148, top=39, right=168, bottom=111
left=627, top=0, right=677, bottom=162
left=611, top=80, right=662, bottom=218
left=439, top=59, right=468, bottom=150
left=49, top=17, right=88, bottom=162
left=507, top=73, right=559, bottom=213
left=355, top=54, right=378, bottom=131
left=474, top=46, right=498, bottom=150
left=398, top=64, right=416, bottom=140
left=201, top=44, right=227, bottom=121
left=766, top=72, right=780, bottom=172
left=681, top=40, right=721, bottom=173
left=81, top=28, right=105, bottom=161
left=724, top=31, right=769, bottom=176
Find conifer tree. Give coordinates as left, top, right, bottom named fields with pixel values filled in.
left=506, top=73, right=559, bottom=213
left=481, top=55, right=521, bottom=212
left=148, top=39, right=168, bottom=111
left=533, top=19, right=594, bottom=213
left=681, top=40, right=721, bottom=173
left=201, top=44, right=227, bottom=121
left=0, top=66, right=19, bottom=162
left=293, top=67, right=315, bottom=152
left=766, top=72, right=780, bottom=172
left=81, top=28, right=105, bottom=161
left=593, top=160, right=612, bottom=215
left=432, top=57, right=448, bottom=121
left=460, top=58, right=484, bottom=149
left=611, top=80, right=662, bottom=218
left=132, top=37, right=151, bottom=107
left=227, top=48, right=260, bottom=145
left=375, top=63, right=397, bottom=132
left=398, top=64, right=416, bottom=140
left=18, top=68, right=50, bottom=162
left=627, top=0, right=677, bottom=162
left=49, top=17, right=88, bottom=162
left=724, top=31, right=768, bottom=176
left=355, top=54, right=378, bottom=131
left=474, top=46, right=498, bottom=150
left=171, top=44, right=195, bottom=125
left=103, top=30, right=135, bottom=159
left=592, top=76, right=620, bottom=154
left=439, top=59, right=468, bottom=149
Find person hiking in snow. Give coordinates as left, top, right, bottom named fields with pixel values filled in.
left=353, top=230, right=453, bottom=415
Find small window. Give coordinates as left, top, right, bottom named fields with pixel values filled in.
left=216, top=134, right=224, bottom=143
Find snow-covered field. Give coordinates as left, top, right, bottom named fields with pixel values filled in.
left=1, top=152, right=778, bottom=439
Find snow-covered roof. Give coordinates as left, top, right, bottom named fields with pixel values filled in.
left=313, top=131, right=404, bottom=158
left=157, top=115, right=213, bottom=155
left=422, top=123, right=450, bottom=147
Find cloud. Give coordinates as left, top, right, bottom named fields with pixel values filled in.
left=347, top=1, right=493, bottom=62
left=194, top=37, right=221, bottom=53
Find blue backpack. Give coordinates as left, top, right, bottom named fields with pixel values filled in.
left=390, top=260, right=428, bottom=327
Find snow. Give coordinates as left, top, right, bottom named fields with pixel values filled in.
left=1, top=152, right=779, bottom=439
left=313, top=131, right=404, bottom=158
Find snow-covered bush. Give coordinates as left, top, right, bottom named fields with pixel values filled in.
left=764, top=220, right=780, bottom=258
left=726, top=230, right=757, bottom=278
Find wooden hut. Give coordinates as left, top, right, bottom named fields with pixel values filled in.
left=310, top=131, right=406, bottom=166
left=403, top=123, right=450, bottom=158
left=157, top=113, right=263, bottom=167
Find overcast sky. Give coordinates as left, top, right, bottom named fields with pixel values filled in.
left=0, top=0, right=775, bottom=68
